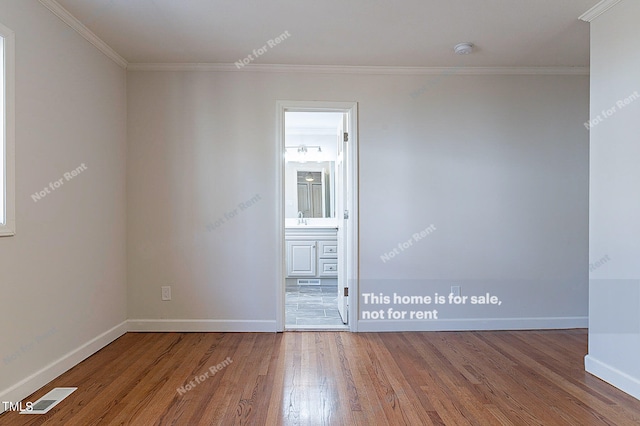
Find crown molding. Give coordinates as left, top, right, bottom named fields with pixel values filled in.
left=39, top=0, right=128, bottom=68
left=127, top=63, right=589, bottom=75
left=579, top=0, right=622, bottom=22
left=36, top=0, right=590, bottom=75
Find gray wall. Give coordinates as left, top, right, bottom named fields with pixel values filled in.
left=126, top=70, right=589, bottom=330
left=586, top=0, right=640, bottom=400
left=0, top=0, right=127, bottom=405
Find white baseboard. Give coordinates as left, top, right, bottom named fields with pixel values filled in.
left=356, top=316, right=588, bottom=332
left=585, top=355, right=640, bottom=400
left=127, top=319, right=277, bottom=332
left=0, top=321, right=127, bottom=414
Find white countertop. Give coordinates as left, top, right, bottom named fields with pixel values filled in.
left=285, top=218, right=338, bottom=229
left=286, top=224, right=338, bottom=229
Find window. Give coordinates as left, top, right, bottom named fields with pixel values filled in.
left=0, top=23, right=15, bottom=236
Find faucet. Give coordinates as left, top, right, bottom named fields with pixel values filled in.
left=297, top=211, right=306, bottom=225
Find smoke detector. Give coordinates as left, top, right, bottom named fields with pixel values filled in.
left=454, top=42, right=474, bottom=55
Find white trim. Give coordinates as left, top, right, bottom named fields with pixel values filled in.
left=128, top=63, right=589, bottom=75
left=0, top=23, right=15, bottom=236
left=585, top=355, right=640, bottom=400
left=346, top=104, right=359, bottom=331
left=127, top=319, right=277, bottom=332
left=357, top=316, right=588, bottom=332
left=0, top=321, right=127, bottom=414
left=38, top=0, right=128, bottom=68
left=276, top=101, right=359, bottom=332
left=275, top=104, right=285, bottom=332
left=579, top=0, right=622, bottom=22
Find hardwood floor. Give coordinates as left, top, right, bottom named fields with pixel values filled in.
left=2, top=330, right=640, bottom=425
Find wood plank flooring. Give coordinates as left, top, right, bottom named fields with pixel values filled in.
left=2, top=330, right=640, bottom=425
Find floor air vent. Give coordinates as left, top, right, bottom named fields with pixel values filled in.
left=20, top=387, right=77, bottom=414
left=297, top=279, right=321, bottom=285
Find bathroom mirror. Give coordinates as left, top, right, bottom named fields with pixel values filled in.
left=285, top=161, right=334, bottom=218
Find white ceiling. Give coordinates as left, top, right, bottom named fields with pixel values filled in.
left=286, top=112, right=343, bottom=133
left=54, top=0, right=600, bottom=67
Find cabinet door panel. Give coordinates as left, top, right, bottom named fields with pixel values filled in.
left=286, top=240, right=316, bottom=277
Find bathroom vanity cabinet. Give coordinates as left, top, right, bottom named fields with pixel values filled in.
left=285, top=228, right=338, bottom=279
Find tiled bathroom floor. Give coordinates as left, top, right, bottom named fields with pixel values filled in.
left=285, top=285, right=346, bottom=329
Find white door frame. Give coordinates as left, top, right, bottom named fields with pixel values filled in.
left=275, top=100, right=359, bottom=332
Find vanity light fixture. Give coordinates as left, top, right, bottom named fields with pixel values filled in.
left=454, top=42, right=474, bottom=55
left=285, top=145, right=322, bottom=155
left=284, top=145, right=325, bottom=162
left=286, top=145, right=322, bottom=153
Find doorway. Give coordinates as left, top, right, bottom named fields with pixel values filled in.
left=276, top=101, right=358, bottom=331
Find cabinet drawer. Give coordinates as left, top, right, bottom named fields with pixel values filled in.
left=318, top=258, right=338, bottom=277
left=318, top=241, right=338, bottom=258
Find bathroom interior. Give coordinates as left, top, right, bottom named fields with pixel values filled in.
left=284, top=111, right=348, bottom=330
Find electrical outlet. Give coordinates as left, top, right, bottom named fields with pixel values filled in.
left=161, top=286, right=171, bottom=301
left=451, top=286, right=460, bottom=297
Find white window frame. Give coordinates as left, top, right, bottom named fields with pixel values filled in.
left=0, top=22, right=15, bottom=237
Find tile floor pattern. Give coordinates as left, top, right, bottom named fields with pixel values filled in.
left=285, top=285, right=344, bottom=327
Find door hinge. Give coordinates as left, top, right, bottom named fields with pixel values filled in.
left=343, top=132, right=348, bottom=142
left=343, top=210, right=349, bottom=219
left=344, top=287, right=349, bottom=297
